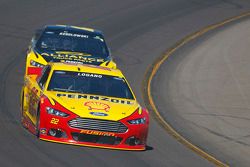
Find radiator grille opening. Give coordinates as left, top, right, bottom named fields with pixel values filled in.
left=68, top=118, right=128, bottom=133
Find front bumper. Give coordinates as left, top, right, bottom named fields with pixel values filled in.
left=39, top=113, right=148, bottom=151
left=40, top=136, right=146, bottom=151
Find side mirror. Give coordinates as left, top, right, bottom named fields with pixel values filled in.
left=108, top=48, right=112, bottom=57
left=100, top=61, right=117, bottom=69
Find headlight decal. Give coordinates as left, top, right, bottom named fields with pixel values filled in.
left=127, top=117, right=146, bottom=125
left=46, top=107, right=69, bottom=117
left=30, top=60, right=44, bottom=68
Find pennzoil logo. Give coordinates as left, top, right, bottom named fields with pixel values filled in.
left=84, top=101, right=110, bottom=112
left=80, top=130, right=115, bottom=136
left=56, top=93, right=134, bottom=105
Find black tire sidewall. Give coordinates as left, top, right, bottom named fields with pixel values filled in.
left=36, top=107, right=40, bottom=138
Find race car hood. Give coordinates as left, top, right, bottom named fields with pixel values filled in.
left=45, top=91, right=139, bottom=121
left=35, top=50, right=107, bottom=66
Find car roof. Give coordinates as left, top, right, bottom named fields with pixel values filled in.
left=49, top=63, right=123, bottom=77
left=43, top=25, right=103, bottom=36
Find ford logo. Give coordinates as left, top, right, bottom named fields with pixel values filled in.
left=90, top=112, right=108, bottom=116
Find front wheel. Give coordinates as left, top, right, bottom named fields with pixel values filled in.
left=35, top=108, right=40, bottom=138
left=20, top=91, right=26, bottom=128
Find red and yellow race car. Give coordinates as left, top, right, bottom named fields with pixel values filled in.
left=26, top=25, right=116, bottom=77
left=21, top=63, right=149, bottom=150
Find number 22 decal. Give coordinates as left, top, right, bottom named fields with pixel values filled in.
left=50, top=118, right=59, bottom=124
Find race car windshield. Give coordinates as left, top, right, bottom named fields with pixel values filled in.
left=47, top=70, right=135, bottom=100
left=36, top=31, right=109, bottom=58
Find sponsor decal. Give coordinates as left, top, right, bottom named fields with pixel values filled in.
left=80, top=130, right=115, bottom=136
left=40, top=128, right=47, bottom=134
left=56, top=93, right=134, bottom=105
left=63, top=60, right=83, bottom=64
left=41, top=52, right=105, bottom=63
left=28, top=89, right=39, bottom=117
left=55, top=51, right=91, bottom=56
left=89, top=112, right=108, bottom=117
left=84, top=101, right=110, bottom=111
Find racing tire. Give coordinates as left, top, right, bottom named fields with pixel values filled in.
left=35, top=107, right=41, bottom=138
left=20, top=91, right=27, bottom=129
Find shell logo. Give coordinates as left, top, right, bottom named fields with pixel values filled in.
left=84, top=101, right=110, bottom=112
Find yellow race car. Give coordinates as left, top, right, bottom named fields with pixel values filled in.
left=21, top=63, right=149, bottom=150
left=26, top=25, right=116, bottom=77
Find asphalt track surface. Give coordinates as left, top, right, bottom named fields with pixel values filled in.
left=0, top=0, right=250, bottom=167
left=153, top=18, right=250, bottom=166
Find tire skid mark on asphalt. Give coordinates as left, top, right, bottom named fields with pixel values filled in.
left=0, top=24, right=30, bottom=32
left=182, top=116, right=250, bottom=147
left=0, top=52, right=23, bottom=119
left=142, top=11, right=250, bottom=167
left=185, top=112, right=250, bottom=121
left=0, top=32, right=30, bottom=40
left=0, top=48, right=72, bottom=167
